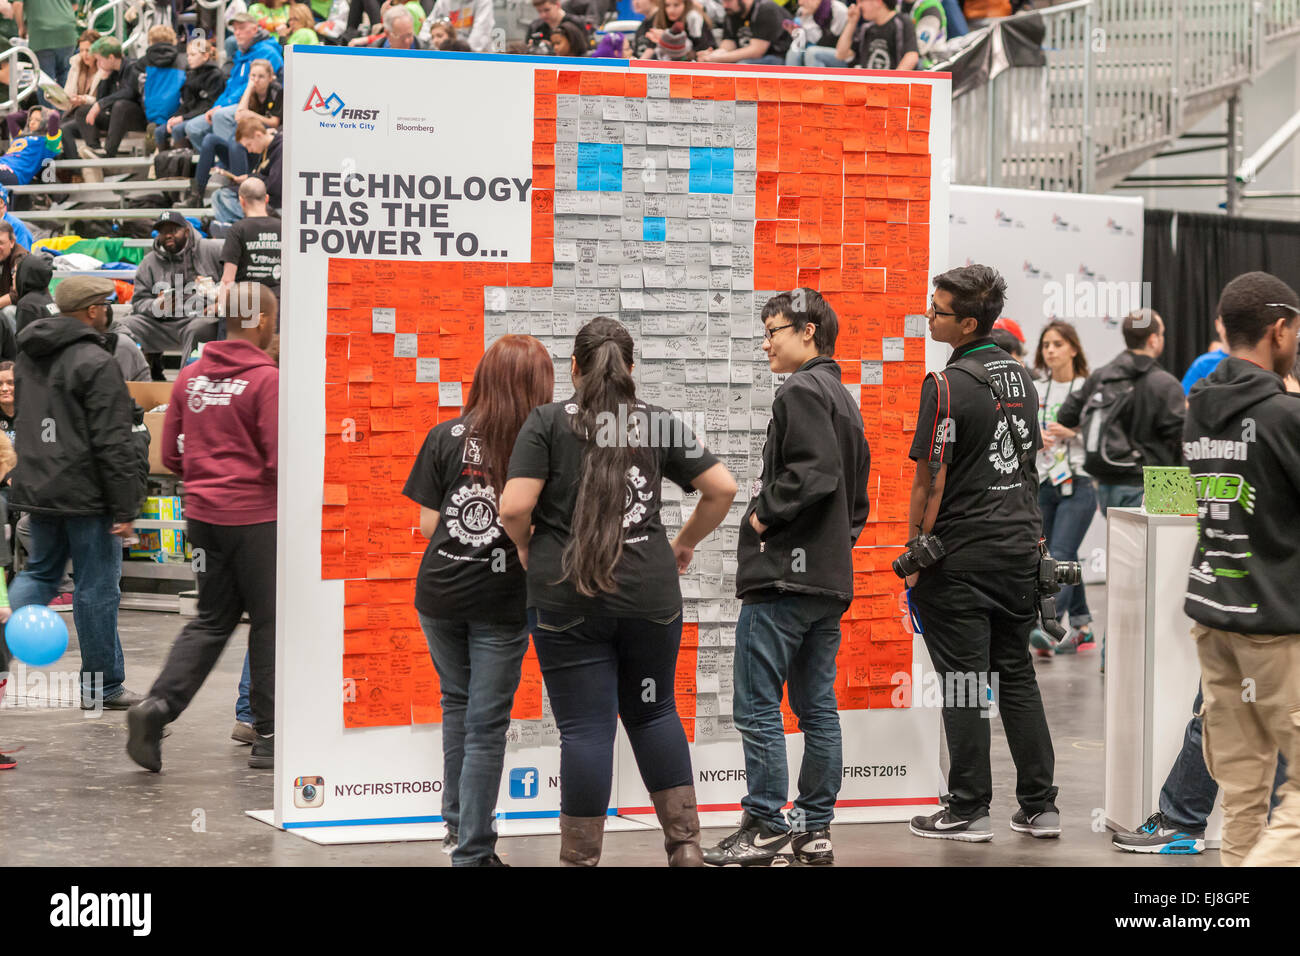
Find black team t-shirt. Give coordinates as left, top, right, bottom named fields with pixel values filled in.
left=403, top=417, right=527, bottom=627
left=220, top=216, right=282, bottom=295
left=724, top=0, right=793, bottom=58
left=507, top=398, right=719, bottom=617
left=907, top=338, right=1043, bottom=570
left=852, top=11, right=918, bottom=69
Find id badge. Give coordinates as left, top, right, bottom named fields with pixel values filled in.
left=1048, top=457, right=1072, bottom=487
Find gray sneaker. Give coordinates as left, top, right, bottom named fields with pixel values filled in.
left=909, top=809, right=994, bottom=842
left=231, top=721, right=257, bottom=745
left=1010, top=808, right=1061, bottom=838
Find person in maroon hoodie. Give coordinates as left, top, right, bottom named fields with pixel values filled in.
left=125, top=281, right=279, bottom=773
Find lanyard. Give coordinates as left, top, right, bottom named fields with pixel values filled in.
left=1040, top=377, right=1077, bottom=432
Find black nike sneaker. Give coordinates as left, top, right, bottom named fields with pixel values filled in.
left=702, top=812, right=792, bottom=866
left=791, top=828, right=834, bottom=865
left=909, top=808, right=994, bottom=843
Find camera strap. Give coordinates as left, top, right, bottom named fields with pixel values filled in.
left=946, top=355, right=1038, bottom=488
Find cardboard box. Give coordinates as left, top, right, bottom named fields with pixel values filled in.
left=127, top=382, right=174, bottom=475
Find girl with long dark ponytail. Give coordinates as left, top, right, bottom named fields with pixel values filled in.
left=501, top=317, right=738, bottom=867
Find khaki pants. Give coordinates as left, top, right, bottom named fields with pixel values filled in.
left=1193, top=625, right=1300, bottom=866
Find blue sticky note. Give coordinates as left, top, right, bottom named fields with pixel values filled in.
left=599, top=165, right=622, bottom=191
left=577, top=166, right=599, bottom=191
left=577, top=142, right=601, bottom=166
left=688, top=147, right=712, bottom=171
left=711, top=167, right=734, bottom=194
left=689, top=167, right=712, bottom=193
left=711, top=147, right=734, bottom=171
left=598, top=143, right=623, bottom=166
left=643, top=217, right=666, bottom=241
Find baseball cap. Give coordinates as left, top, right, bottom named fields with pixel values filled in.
left=228, top=12, right=259, bottom=24
left=992, top=317, right=1025, bottom=343
left=54, top=276, right=117, bottom=313
left=153, top=210, right=188, bottom=231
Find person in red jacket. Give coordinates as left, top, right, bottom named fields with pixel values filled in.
left=126, top=282, right=279, bottom=774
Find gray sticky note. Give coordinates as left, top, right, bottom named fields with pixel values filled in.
left=416, top=358, right=440, bottom=382
left=863, top=360, right=884, bottom=385
left=883, top=337, right=905, bottom=361
left=438, top=381, right=462, bottom=407
left=905, top=314, right=928, bottom=337
left=394, top=333, right=418, bottom=357
left=372, top=307, right=396, bottom=334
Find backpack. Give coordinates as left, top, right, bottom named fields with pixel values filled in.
left=1079, top=366, right=1152, bottom=476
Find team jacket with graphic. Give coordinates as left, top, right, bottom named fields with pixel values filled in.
left=737, top=356, right=871, bottom=604
left=427, top=0, right=496, bottom=52
left=402, top=417, right=526, bottom=627
left=1182, top=356, right=1300, bottom=634
left=162, top=339, right=278, bottom=525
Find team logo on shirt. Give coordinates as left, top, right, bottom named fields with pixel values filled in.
left=623, top=465, right=653, bottom=528
left=185, top=375, right=250, bottom=412
left=987, top=415, right=1031, bottom=474
left=451, top=424, right=466, bottom=437
left=444, top=482, right=502, bottom=547
left=463, top=436, right=483, bottom=464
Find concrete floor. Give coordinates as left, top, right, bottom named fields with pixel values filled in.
left=0, top=604, right=1215, bottom=867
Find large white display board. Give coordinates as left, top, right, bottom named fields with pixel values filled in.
left=266, top=46, right=950, bottom=843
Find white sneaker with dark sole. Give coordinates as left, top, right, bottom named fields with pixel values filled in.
left=909, top=809, right=994, bottom=842
left=1010, top=808, right=1061, bottom=838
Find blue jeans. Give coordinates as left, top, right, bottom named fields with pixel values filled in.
left=8, top=515, right=125, bottom=703
left=181, top=105, right=236, bottom=153
left=195, top=132, right=248, bottom=191
left=212, top=186, right=243, bottom=223
left=1098, top=483, right=1143, bottom=516
left=1159, top=686, right=1288, bottom=831
left=235, top=649, right=251, bottom=723
left=786, top=45, right=852, bottom=68
left=37, top=47, right=75, bottom=88
left=737, top=54, right=785, bottom=65
left=420, top=613, right=529, bottom=865
left=1038, top=477, right=1096, bottom=628
left=733, top=594, right=845, bottom=831
left=529, top=608, right=692, bottom=817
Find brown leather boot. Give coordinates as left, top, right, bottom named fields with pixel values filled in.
left=650, top=785, right=704, bottom=866
left=558, top=813, right=605, bottom=866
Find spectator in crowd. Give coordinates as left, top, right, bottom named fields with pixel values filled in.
left=903, top=0, right=950, bottom=66
left=1181, top=319, right=1229, bottom=394
left=441, top=37, right=471, bottom=51
left=189, top=58, right=281, bottom=208
left=139, top=24, right=186, bottom=151
left=836, top=0, right=919, bottom=70
left=344, top=0, right=385, bottom=39
left=0, top=222, right=27, bottom=315
left=0, top=360, right=12, bottom=573
left=127, top=282, right=280, bottom=774
left=0, top=360, right=13, bottom=442
left=622, top=0, right=660, bottom=57
left=786, top=0, right=851, bottom=67
left=426, top=17, right=453, bottom=48
left=402, top=335, right=553, bottom=866
left=8, top=276, right=149, bottom=710
left=219, top=179, right=282, bottom=305
left=12, top=0, right=80, bottom=86
left=12, top=250, right=54, bottom=333
left=1029, top=320, right=1096, bottom=656
left=157, top=36, right=223, bottom=152
left=212, top=116, right=282, bottom=223
left=61, top=38, right=147, bottom=160
left=423, top=0, right=496, bottom=52
left=0, top=188, right=33, bottom=251
left=1056, top=309, right=1186, bottom=515
left=378, top=4, right=421, bottom=47
left=180, top=13, right=283, bottom=158
left=990, top=327, right=1024, bottom=363
left=698, top=0, right=792, bottom=64
left=281, top=3, right=321, bottom=45
left=644, top=0, right=716, bottom=58
left=527, top=0, right=588, bottom=50
left=549, top=18, right=588, bottom=55
left=0, top=112, right=63, bottom=193
left=250, top=0, right=293, bottom=32
left=61, top=29, right=102, bottom=108
left=120, top=210, right=223, bottom=378
left=500, top=317, right=737, bottom=867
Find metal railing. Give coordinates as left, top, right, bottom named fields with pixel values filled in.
left=950, top=0, right=1300, bottom=193
left=1, top=44, right=46, bottom=112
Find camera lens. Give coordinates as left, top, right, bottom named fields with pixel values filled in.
left=301, top=785, right=317, bottom=801
left=1054, top=561, right=1082, bottom=587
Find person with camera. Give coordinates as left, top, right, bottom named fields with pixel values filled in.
left=901, top=264, right=1061, bottom=843
left=702, top=289, right=870, bottom=867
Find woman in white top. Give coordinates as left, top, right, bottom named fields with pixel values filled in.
left=1030, top=320, right=1098, bottom=656
left=784, top=0, right=852, bottom=68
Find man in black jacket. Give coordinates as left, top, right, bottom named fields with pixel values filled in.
left=1056, top=309, right=1186, bottom=514
left=6, top=276, right=149, bottom=711
left=902, top=264, right=1059, bottom=844
left=61, top=37, right=145, bottom=160
left=13, top=251, right=56, bottom=334
left=703, top=289, right=870, bottom=867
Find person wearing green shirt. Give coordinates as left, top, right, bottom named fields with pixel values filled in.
left=13, top=0, right=80, bottom=85
left=281, top=2, right=321, bottom=46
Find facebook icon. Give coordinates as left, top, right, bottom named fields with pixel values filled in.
left=509, top=767, right=539, bottom=799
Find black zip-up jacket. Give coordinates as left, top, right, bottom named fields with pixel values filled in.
left=1057, top=349, right=1186, bottom=483
left=1183, top=356, right=1300, bottom=634
left=736, top=356, right=871, bottom=604
left=177, top=61, right=225, bottom=120
left=13, top=252, right=55, bottom=334
left=93, top=57, right=142, bottom=111
left=10, top=316, right=148, bottom=522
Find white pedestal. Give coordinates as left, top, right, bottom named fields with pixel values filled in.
left=1103, top=507, right=1223, bottom=845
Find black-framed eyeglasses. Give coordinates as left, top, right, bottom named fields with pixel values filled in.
left=763, top=323, right=796, bottom=341
left=929, top=298, right=958, bottom=318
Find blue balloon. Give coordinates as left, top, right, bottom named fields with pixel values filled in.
left=5, top=604, right=70, bottom=667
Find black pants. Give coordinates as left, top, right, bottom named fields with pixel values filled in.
left=529, top=608, right=693, bottom=817
left=64, top=100, right=147, bottom=158
left=909, top=563, right=1059, bottom=819
left=149, top=519, right=277, bottom=735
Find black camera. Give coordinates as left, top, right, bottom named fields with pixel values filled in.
left=1036, top=540, right=1082, bottom=640
left=892, top=533, right=946, bottom=579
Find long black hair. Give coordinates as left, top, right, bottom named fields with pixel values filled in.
left=562, top=317, right=645, bottom=597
